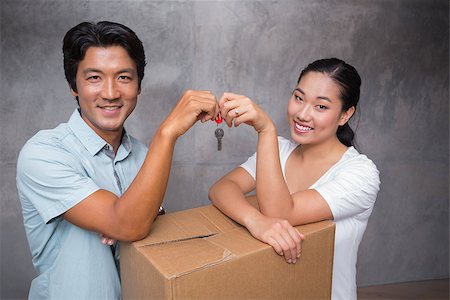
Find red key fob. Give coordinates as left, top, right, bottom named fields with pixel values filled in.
left=215, top=114, right=223, bottom=124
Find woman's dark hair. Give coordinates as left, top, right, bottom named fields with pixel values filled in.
left=63, top=21, right=146, bottom=92
left=297, top=58, right=361, bottom=147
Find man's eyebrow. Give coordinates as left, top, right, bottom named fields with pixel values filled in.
left=82, top=68, right=135, bottom=74
left=83, top=68, right=103, bottom=74
left=295, top=88, right=332, bottom=102
left=117, top=68, right=135, bottom=74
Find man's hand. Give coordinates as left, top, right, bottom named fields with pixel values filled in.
left=99, top=233, right=115, bottom=246
left=160, top=90, right=219, bottom=139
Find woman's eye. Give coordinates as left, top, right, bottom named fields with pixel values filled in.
left=295, top=95, right=302, bottom=102
left=317, top=105, right=328, bottom=110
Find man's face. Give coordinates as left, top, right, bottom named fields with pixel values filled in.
left=71, top=46, right=140, bottom=141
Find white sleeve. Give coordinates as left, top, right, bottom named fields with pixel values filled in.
left=239, top=136, right=295, bottom=180
left=240, top=151, right=257, bottom=180
left=314, top=156, right=381, bottom=221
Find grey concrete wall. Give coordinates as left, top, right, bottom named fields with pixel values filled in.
left=1, top=0, right=448, bottom=298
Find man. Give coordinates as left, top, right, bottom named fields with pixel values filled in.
left=16, top=21, right=218, bottom=299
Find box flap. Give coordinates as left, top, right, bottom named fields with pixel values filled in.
left=137, top=237, right=235, bottom=279
left=133, top=205, right=239, bottom=247
left=207, top=227, right=268, bottom=256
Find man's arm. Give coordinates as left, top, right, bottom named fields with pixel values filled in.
left=64, top=90, right=218, bottom=241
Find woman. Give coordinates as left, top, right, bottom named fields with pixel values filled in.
left=209, top=58, right=380, bottom=300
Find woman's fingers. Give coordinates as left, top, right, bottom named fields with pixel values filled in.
left=219, top=93, right=253, bottom=127
left=255, top=218, right=304, bottom=264
left=288, top=227, right=305, bottom=259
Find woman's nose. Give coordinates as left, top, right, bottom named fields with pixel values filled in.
left=296, top=104, right=312, bottom=121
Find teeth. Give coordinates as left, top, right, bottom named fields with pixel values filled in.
left=101, top=106, right=120, bottom=110
left=295, top=123, right=312, bottom=131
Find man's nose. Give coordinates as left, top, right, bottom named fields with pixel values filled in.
left=101, top=79, right=120, bottom=100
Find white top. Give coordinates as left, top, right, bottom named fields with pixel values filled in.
left=240, top=136, right=380, bottom=300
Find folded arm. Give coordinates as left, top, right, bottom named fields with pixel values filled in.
left=64, top=90, right=219, bottom=242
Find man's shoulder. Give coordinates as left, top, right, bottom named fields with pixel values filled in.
left=22, top=123, right=72, bottom=152
left=18, top=123, right=80, bottom=169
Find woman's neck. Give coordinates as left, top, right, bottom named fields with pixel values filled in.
left=295, top=137, right=348, bottom=164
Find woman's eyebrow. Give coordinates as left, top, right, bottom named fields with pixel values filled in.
left=295, top=88, right=304, bottom=94
left=317, top=96, right=332, bottom=103
left=295, top=88, right=332, bottom=102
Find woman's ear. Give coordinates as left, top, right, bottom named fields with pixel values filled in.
left=339, top=106, right=355, bottom=126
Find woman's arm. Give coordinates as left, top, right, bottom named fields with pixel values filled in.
left=255, top=129, right=333, bottom=225
left=218, top=92, right=297, bottom=218
left=208, top=167, right=259, bottom=227
left=218, top=92, right=333, bottom=226
left=209, top=168, right=303, bottom=263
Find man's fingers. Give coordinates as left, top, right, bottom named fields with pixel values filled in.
left=99, top=233, right=116, bottom=246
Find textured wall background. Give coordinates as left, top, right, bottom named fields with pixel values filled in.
left=1, top=0, right=448, bottom=299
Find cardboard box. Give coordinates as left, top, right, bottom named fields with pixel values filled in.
left=121, top=203, right=335, bottom=299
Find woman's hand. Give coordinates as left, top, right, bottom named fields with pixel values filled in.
left=245, top=214, right=304, bottom=264
left=218, top=92, right=275, bottom=133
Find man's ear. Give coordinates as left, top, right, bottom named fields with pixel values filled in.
left=69, top=84, right=78, bottom=97
left=339, top=106, right=355, bottom=126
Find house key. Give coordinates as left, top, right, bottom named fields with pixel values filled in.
left=215, top=114, right=224, bottom=151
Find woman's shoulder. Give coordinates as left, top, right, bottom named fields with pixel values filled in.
left=338, top=147, right=379, bottom=177
left=277, top=136, right=297, bottom=148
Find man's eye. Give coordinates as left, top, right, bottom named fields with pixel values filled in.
left=118, top=75, right=131, bottom=80
left=317, top=105, right=328, bottom=110
left=295, top=95, right=302, bottom=102
left=88, top=76, right=100, bottom=81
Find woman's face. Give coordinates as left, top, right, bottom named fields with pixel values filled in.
left=287, top=71, right=354, bottom=146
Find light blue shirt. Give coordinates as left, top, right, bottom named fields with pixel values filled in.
left=16, top=109, right=148, bottom=299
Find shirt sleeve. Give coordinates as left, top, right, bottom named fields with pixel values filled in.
left=240, top=150, right=257, bottom=179
left=16, top=139, right=100, bottom=223
left=314, top=156, right=381, bottom=221
left=239, top=136, right=296, bottom=180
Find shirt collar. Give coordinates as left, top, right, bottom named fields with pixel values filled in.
left=68, top=109, right=132, bottom=157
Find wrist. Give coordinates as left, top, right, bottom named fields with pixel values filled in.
left=156, top=121, right=179, bottom=142
left=258, top=121, right=277, bottom=135
left=242, top=210, right=263, bottom=229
